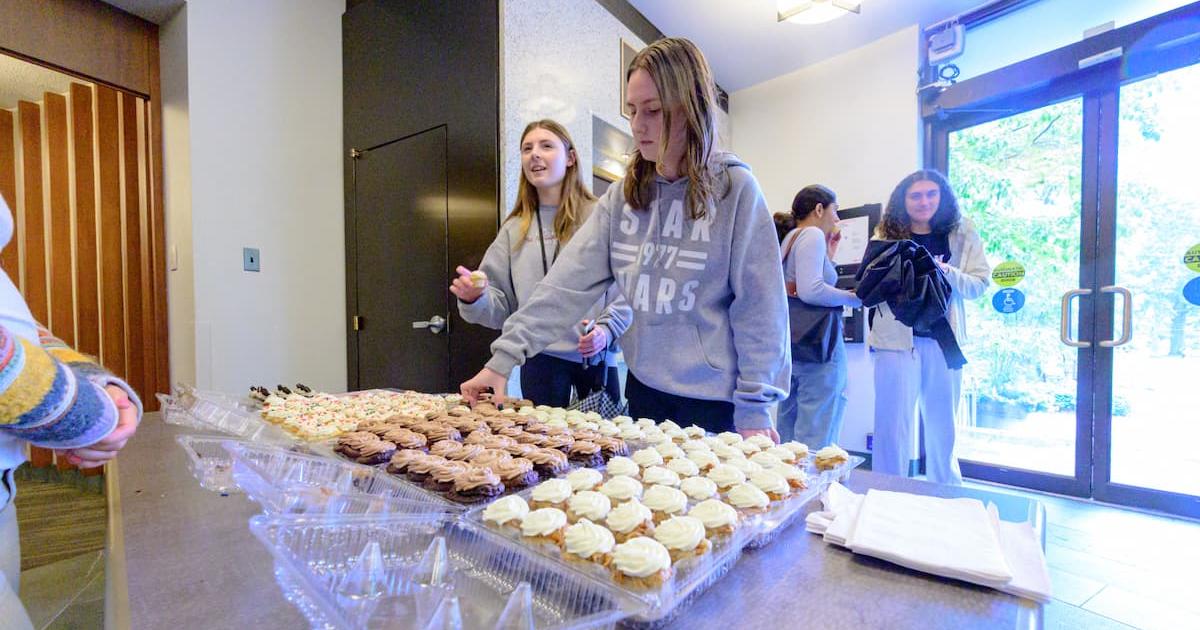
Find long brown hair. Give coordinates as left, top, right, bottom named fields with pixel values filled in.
left=622, top=37, right=721, bottom=220
left=507, top=120, right=596, bottom=249
left=877, top=170, right=962, bottom=239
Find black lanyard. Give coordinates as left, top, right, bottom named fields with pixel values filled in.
left=534, top=207, right=558, bottom=277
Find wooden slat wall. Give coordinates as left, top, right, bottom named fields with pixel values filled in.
left=71, top=83, right=100, bottom=358
left=2, top=80, right=167, bottom=471
left=18, top=101, right=47, bottom=323
left=95, top=85, right=125, bottom=379
left=0, top=109, right=17, bottom=278
left=45, top=92, right=74, bottom=348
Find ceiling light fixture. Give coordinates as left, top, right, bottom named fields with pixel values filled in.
left=778, top=0, right=862, bottom=25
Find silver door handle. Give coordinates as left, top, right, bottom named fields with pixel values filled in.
left=1060, top=288, right=1092, bottom=348
left=412, top=315, right=446, bottom=334
left=1099, top=286, right=1132, bottom=348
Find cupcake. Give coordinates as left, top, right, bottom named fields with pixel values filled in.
left=642, top=484, right=688, bottom=523
left=505, top=443, right=540, bottom=459
left=334, top=431, right=383, bottom=460
left=726, top=483, right=771, bottom=514
left=745, top=434, right=776, bottom=450
left=568, top=441, right=605, bottom=468
left=599, top=475, right=644, bottom=503
left=429, top=440, right=468, bottom=460
left=563, top=518, right=616, bottom=565
left=464, top=429, right=492, bottom=445
left=764, top=446, right=799, bottom=465
left=663, top=428, right=687, bottom=444
left=680, top=439, right=711, bottom=454
left=515, top=432, right=547, bottom=446
left=406, top=454, right=447, bottom=484
left=527, top=448, right=571, bottom=478
left=717, top=432, right=743, bottom=445
left=611, top=537, right=673, bottom=589
left=688, top=499, right=739, bottom=537
left=736, top=441, right=762, bottom=456
left=606, top=500, right=656, bottom=543
left=542, top=433, right=576, bottom=452
left=679, top=476, right=718, bottom=502
left=748, top=451, right=784, bottom=469
left=814, top=445, right=850, bottom=471
left=529, top=478, right=574, bottom=510
left=566, top=467, right=605, bottom=492
left=425, top=460, right=471, bottom=492
left=448, top=466, right=505, bottom=504
left=655, top=443, right=686, bottom=462
left=604, top=456, right=641, bottom=479
left=724, top=458, right=764, bottom=477
left=631, top=448, right=664, bottom=469
left=567, top=490, right=612, bottom=523
left=618, top=426, right=645, bottom=442
left=481, top=495, right=530, bottom=530
left=418, top=422, right=462, bottom=443
left=471, top=448, right=512, bottom=470
left=641, top=466, right=682, bottom=488
left=711, top=443, right=744, bottom=461
left=687, top=450, right=720, bottom=472
left=653, top=516, right=710, bottom=563
left=666, top=458, right=700, bottom=479
left=482, top=435, right=519, bottom=451
left=385, top=449, right=426, bottom=476
left=769, top=464, right=809, bottom=491
left=354, top=440, right=397, bottom=466
left=594, top=436, right=631, bottom=460
left=520, top=508, right=569, bottom=547
left=749, top=470, right=790, bottom=502
left=701, top=436, right=723, bottom=449
left=781, top=441, right=810, bottom=460
left=658, top=420, right=682, bottom=433
left=706, top=464, right=747, bottom=490
left=635, top=418, right=657, bottom=430
left=492, top=457, right=540, bottom=490
left=444, top=443, right=485, bottom=462
left=497, top=426, right=525, bottom=439
left=683, top=426, right=707, bottom=440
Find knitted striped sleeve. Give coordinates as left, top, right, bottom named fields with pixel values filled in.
left=0, top=324, right=141, bottom=448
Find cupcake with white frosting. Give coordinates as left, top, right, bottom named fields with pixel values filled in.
left=520, top=507, right=569, bottom=547
left=566, top=467, right=604, bottom=492
left=764, top=445, right=798, bottom=464
left=599, top=475, right=644, bottom=502
left=749, top=470, right=790, bottom=502
left=653, top=515, right=710, bottom=563
left=606, top=499, right=655, bottom=543
left=563, top=518, right=616, bottom=565
left=814, top=445, right=850, bottom=471
left=717, top=432, right=743, bottom=445
left=748, top=451, right=784, bottom=469
left=683, top=426, right=707, bottom=440
left=631, top=447, right=664, bottom=469
left=711, top=443, right=745, bottom=461
left=780, top=441, right=810, bottom=460
left=566, top=490, right=612, bottom=523
left=679, top=476, right=718, bottom=502
left=654, top=442, right=686, bottom=462
left=769, top=463, right=809, bottom=491
left=727, top=483, right=770, bottom=514
left=687, top=450, right=720, bottom=472
left=723, top=457, right=764, bottom=477
left=666, top=457, right=700, bottom=479
left=612, top=537, right=674, bottom=589
left=641, top=466, right=682, bottom=488
left=706, top=464, right=746, bottom=490
left=642, top=484, right=688, bottom=524
left=529, top=478, right=573, bottom=511
left=481, top=495, right=529, bottom=531
left=745, top=434, right=776, bottom=450
left=605, top=456, right=641, bottom=479
left=688, top=498, right=739, bottom=537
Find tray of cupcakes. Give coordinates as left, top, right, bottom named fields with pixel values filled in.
left=256, top=387, right=451, bottom=441
left=323, top=399, right=634, bottom=509
left=464, top=450, right=763, bottom=629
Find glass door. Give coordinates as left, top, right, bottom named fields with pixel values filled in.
left=1093, top=62, right=1200, bottom=516
left=945, top=97, right=1093, bottom=496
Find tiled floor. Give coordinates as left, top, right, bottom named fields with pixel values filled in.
left=18, top=550, right=105, bottom=629
left=959, top=479, right=1200, bottom=630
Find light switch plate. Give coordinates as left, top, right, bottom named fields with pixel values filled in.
left=243, top=247, right=260, bottom=272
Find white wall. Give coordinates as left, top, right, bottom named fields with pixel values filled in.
left=731, top=26, right=923, bottom=456
left=501, top=0, right=648, bottom=212
left=160, top=0, right=347, bottom=394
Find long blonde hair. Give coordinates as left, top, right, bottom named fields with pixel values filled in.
left=507, top=120, right=595, bottom=249
left=623, top=37, right=721, bottom=220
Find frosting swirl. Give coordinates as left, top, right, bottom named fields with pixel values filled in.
left=569, top=440, right=601, bottom=456
left=430, top=440, right=465, bottom=459
left=388, top=449, right=426, bottom=470
left=599, top=475, right=643, bottom=501
left=482, top=495, right=529, bottom=525
left=706, top=464, right=747, bottom=488
left=606, top=499, right=653, bottom=534
left=530, top=478, right=573, bottom=504
left=566, top=468, right=604, bottom=491
left=338, top=431, right=381, bottom=449
left=612, top=537, right=672, bottom=578
left=749, top=470, right=789, bottom=496
left=492, top=457, right=535, bottom=482
left=724, top=458, right=764, bottom=476
left=471, top=448, right=512, bottom=470
left=765, top=446, right=798, bottom=463
left=641, top=466, right=681, bottom=488
left=564, top=518, right=615, bottom=558
left=688, top=499, right=738, bottom=530
left=567, top=491, right=612, bottom=521
left=727, top=483, right=770, bottom=509
left=521, top=508, right=568, bottom=537
left=717, top=432, right=743, bottom=445
left=452, top=465, right=502, bottom=491
left=680, top=439, right=711, bottom=453
left=687, top=451, right=720, bottom=470
left=711, top=444, right=744, bottom=461
left=356, top=440, right=395, bottom=458
left=642, top=484, right=687, bottom=515
left=430, top=460, right=471, bottom=483
left=653, top=515, right=706, bottom=551
left=666, top=458, right=700, bottom=478
left=781, top=441, right=810, bottom=458
left=770, top=464, right=809, bottom=487
left=683, top=426, right=707, bottom=439
left=749, top=451, right=783, bottom=469
left=407, top=454, right=447, bottom=475
left=526, top=448, right=569, bottom=470
left=746, top=434, right=775, bottom=449
left=679, top=476, right=718, bottom=501
left=631, top=448, right=664, bottom=468
left=605, top=456, right=641, bottom=478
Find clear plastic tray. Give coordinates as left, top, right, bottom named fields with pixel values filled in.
left=743, top=455, right=866, bottom=550
left=250, top=512, right=641, bottom=629
left=158, top=390, right=275, bottom=441
left=465, top=482, right=757, bottom=629
left=175, top=434, right=245, bottom=494
left=225, top=441, right=464, bottom=516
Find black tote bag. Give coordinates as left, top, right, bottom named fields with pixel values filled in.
left=782, top=231, right=842, bottom=364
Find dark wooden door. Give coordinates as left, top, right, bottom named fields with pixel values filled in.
left=352, top=126, right=449, bottom=391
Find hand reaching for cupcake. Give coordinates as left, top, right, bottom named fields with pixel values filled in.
left=461, top=367, right=508, bottom=406
left=449, top=265, right=487, bottom=304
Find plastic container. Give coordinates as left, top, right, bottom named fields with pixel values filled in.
left=175, top=434, right=248, bottom=494
left=158, top=390, right=275, bottom=441
left=224, top=441, right=464, bottom=516
left=465, top=483, right=756, bottom=629
left=744, top=455, right=866, bottom=550
left=250, top=512, right=641, bottom=630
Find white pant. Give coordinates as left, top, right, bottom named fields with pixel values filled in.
left=1, top=473, right=35, bottom=630
left=872, top=337, right=963, bottom=484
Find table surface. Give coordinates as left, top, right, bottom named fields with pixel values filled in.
left=115, top=414, right=1044, bottom=629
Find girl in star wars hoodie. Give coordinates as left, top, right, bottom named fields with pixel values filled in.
left=461, top=38, right=789, bottom=440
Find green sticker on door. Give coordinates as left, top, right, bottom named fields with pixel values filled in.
left=1185, top=243, right=1200, bottom=273
left=992, top=261, right=1026, bottom=287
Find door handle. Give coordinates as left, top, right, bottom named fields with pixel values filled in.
left=1099, top=286, right=1132, bottom=348
left=412, top=315, right=446, bottom=334
left=1060, top=288, right=1092, bottom=348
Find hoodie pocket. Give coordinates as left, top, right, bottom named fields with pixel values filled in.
left=647, top=323, right=724, bottom=376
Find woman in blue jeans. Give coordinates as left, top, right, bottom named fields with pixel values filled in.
left=775, top=185, right=861, bottom=447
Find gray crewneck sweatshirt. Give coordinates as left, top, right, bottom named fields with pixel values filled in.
left=485, top=154, right=790, bottom=430
left=459, top=202, right=631, bottom=362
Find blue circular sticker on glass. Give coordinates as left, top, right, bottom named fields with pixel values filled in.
left=1185, top=277, right=1200, bottom=306
left=993, top=288, right=1025, bottom=314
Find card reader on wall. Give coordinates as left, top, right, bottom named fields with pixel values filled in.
left=928, top=23, right=965, bottom=65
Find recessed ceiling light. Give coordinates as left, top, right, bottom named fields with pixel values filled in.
left=778, top=0, right=863, bottom=26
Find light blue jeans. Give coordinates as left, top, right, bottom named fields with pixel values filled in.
left=778, top=339, right=848, bottom=448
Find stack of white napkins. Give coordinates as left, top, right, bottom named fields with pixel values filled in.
left=806, top=484, right=1052, bottom=602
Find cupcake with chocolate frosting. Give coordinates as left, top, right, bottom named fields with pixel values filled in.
left=526, top=448, right=570, bottom=478
left=449, top=465, right=505, bottom=503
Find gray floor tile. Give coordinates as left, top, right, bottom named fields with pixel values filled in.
left=1045, top=599, right=1135, bottom=630
left=1048, top=567, right=1106, bottom=607
left=1084, top=585, right=1200, bottom=630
